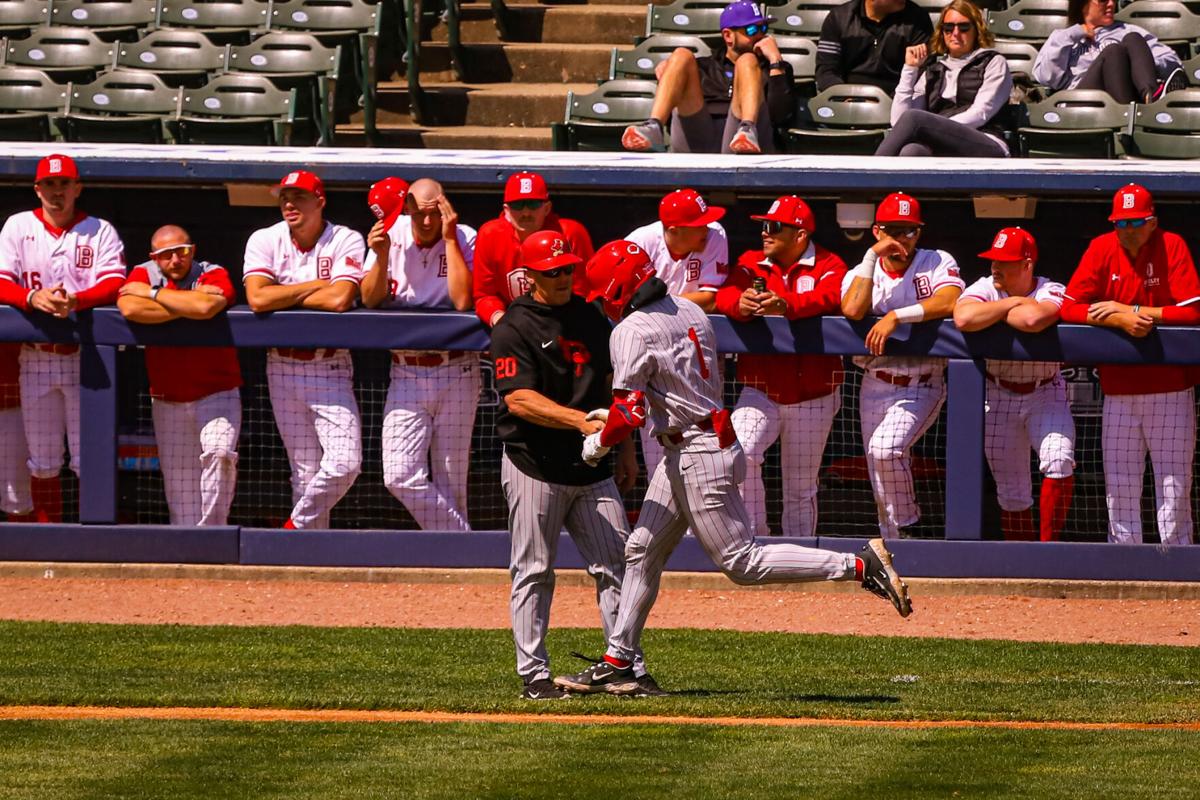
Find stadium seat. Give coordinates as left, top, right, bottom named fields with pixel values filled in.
left=994, top=40, right=1041, bottom=81
left=48, top=0, right=156, bottom=43
left=609, top=34, right=712, bottom=81
left=1131, top=87, right=1200, bottom=158
left=1018, top=89, right=1133, bottom=158
left=772, top=0, right=842, bottom=38
left=551, top=78, right=656, bottom=151
left=227, top=31, right=340, bottom=143
left=59, top=68, right=179, bottom=142
left=646, top=0, right=726, bottom=37
left=2, top=25, right=114, bottom=83
left=774, top=34, right=817, bottom=95
left=1115, top=1, right=1200, bottom=49
left=784, top=82, right=892, bottom=154
left=114, top=28, right=230, bottom=88
left=156, top=0, right=271, bottom=45
left=1182, top=50, right=1200, bottom=84
left=172, top=71, right=313, bottom=145
left=988, top=0, right=1068, bottom=42
left=0, top=0, right=48, bottom=39
left=0, top=64, right=65, bottom=139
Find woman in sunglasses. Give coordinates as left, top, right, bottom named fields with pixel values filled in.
left=1033, top=0, right=1183, bottom=104
left=874, top=0, right=1012, bottom=158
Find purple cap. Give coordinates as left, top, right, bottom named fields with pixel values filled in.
left=720, top=0, right=773, bottom=30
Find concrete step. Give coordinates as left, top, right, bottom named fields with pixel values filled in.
left=419, top=42, right=618, bottom=83
left=365, top=80, right=590, bottom=127
left=430, top=3, right=644, bottom=45
left=336, top=122, right=554, bottom=150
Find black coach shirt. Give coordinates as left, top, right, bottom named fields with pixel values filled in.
left=491, top=293, right=614, bottom=485
left=815, top=0, right=932, bottom=93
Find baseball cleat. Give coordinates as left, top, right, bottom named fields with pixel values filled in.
left=622, top=120, right=666, bottom=153
left=554, top=656, right=639, bottom=695
left=522, top=678, right=571, bottom=700
left=625, top=673, right=669, bottom=698
left=859, top=538, right=913, bottom=618
left=728, top=121, right=762, bottom=155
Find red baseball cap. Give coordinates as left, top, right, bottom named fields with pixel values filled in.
left=875, top=192, right=923, bottom=225
left=751, top=195, right=815, bottom=232
left=505, top=171, right=549, bottom=203
left=520, top=229, right=583, bottom=272
left=1109, top=183, right=1154, bottom=221
left=35, top=154, right=78, bottom=182
left=978, top=227, right=1037, bottom=263
left=660, top=188, right=725, bottom=228
left=272, top=170, right=325, bottom=200
left=368, top=176, right=410, bottom=230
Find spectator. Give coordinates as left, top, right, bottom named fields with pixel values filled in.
left=875, top=0, right=1012, bottom=157
left=716, top=196, right=846, bottom=537
left=622, top=0, right=795, bottom=154
left=361, top=177, right=479, bottom=531
left=0, top=154, right=126, bottom=522
left=953, top=227, right=1075, bottom=541
left=1033, top=0, right=1184, bottom=104
left=118, top=225, right=242, bottom=527
left=473, top=171, right=593, bottom=327
left=1060, top=184, right=1200, bottom=545
left=816, top=0, right=933, bottom=93
left=243, top=170, right=365, bottom=529
left=840, top=192, right=963, bottom=538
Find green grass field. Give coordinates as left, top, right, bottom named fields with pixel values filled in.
left=1, top=621, right=1198, bottom=798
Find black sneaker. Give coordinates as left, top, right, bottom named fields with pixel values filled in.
left=1149, top=67, right=1187, bottom=103
left=858, top=538, right=913, bottom=618
left=522, top=677, right=570, bottom=700
left=554, top=656, right=638, bottom=694
left=628, top=673, right=669, bottom=697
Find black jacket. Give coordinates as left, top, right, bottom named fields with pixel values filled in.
left=816, top=0, right=932, bottom=93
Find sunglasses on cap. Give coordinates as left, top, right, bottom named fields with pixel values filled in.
left=761, top=220, right=798, bottom=235
left=942, top=22, right=973, bottom=33
left=150, top=244, right=194, bottom=257
left=507, top=199, right=546, bottom=212
left=740, top=23, right=768, bottom=36
left=1114, top=217, right=1152, bottom=229
left=879, top=225, right=921, bottom=239
left=541, top=265, right=575, bottom=278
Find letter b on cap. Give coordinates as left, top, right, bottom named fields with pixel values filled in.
left=994, top=233, right=1008, bottom=248
left=520, top=177, right=532, bottom=194
left=1123, top=193, right=1136, bottom=209
left=898, top=200, right=911, bottom=217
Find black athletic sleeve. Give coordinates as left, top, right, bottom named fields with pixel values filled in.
left=490, top=319, right=540, bottom=395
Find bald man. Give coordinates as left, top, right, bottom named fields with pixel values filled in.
left=363, top=178, right=479, bottom=530
left=119, top=225, right=243, bottom=526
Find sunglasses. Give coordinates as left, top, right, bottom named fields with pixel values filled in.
left=507, top=200, right=545, bottom=212
left=738, top=23, right=768, bottom=36
left=942, top=22, right=974, bottom=33
left=879, top=225, right=921, bottom=239
left=150, top=244, right=194, bottom=257
left=540, top=265, right=575, bottom=278
left=1114, top=217, right=1152, bottom=229
left=761, top=220, right=797, bottom=235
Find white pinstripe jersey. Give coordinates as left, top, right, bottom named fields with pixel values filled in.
left=0, top=210, right=126, bottom=292
left=610, top=294, right=722, bottom=437
left=625, top=220, right=729, bottom=295
left=961, top=274, right=1065, bottom=384
left=841, top=247, right=965, bottom=377
left=243, top=220, right=365, bottom=286
left=363, top=216, right=477, bottom=309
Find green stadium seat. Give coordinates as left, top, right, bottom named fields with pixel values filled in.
left=784, top=82, right=892, bottom=154
left=227, top=31, right=340, bottom=143
left=772, top=0, right=842, bottom=38
left=609, top=34, right=712, bottom=81
left=0, top=0, right=48, bottom=39
left=2, top=25, right=114, bottom=83
left=114, top=28, right=230, bottom=88
left=1115, top=1, right=1200, bottom=49
left=173, top=71, right=314, bottom=145
left=1181, top=50, right=1200, bottom=84
left=60, top=68, right=179, bottom=142
left=646, top=0, right=726, bottom=37
left=156, top=0, right=271, bottom=46
left=994, top=40, right=1041, bottom=80
left=0, top=64, right=65, bottom=139
left=1131, top=86, right=1200, bottom=158
left=988, top=0, right=1068, bottom=42
left=551, top=78, right=656, bottom=151
left=1018, top=89, right=1132, bottom=158
left=774, top=34, right=817, bottom=94
left=48, top=0, right=156, bottom=43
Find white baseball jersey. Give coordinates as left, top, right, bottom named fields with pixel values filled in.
left=841, top=247, right=965, bottom=376
left=625, top=221, right=729, bottom=295
left=363, top=216, right=477, bottom=309
left=243, top=220, right=365, bottom=287
left=960, top=275, right=1065, bottom=384
left=610, top=294, right=722, bottom=437
left=0, top=210, right=126, bottom=292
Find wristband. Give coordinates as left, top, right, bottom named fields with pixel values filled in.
left=1132, top=304, right=1140, bottom=314
left=851, top=250, right=878, bottom=280
left=151, top=287, right=162, bottom=302
left=768, top=61, right=787, bottom=71
left=894, top=303, right=925, bottom=324
left=25, top=289, right=35, bottom=308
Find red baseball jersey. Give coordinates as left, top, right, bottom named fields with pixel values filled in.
left=1061, top=229, right=1200, bottom=395
left=471, top=212, right=594, bottom=325
left=716, top=244, right=846, bottom=405
left=126, top=262, right=243, bottom=403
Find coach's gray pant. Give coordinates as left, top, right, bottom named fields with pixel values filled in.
left=502, top=453, right=634, bottom=683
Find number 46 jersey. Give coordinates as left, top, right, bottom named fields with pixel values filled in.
left=0, top=209, right=126, bottom=293
left=610, top=294, right=722, bottom=438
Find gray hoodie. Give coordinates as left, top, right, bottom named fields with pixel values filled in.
left=1032, top=22, right=1181, bottom=91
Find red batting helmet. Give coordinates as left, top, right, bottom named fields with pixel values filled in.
left=586, top=240, right=655, bottom=321
left=520, top=229, right=582, bottom=272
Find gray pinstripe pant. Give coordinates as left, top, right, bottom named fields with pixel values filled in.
left=607, top=431, right=856, bottom=663
left=501, top=453, right=632, bottom=683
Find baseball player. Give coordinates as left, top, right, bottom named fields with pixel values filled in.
left=953, top=227, right=1075, bottom=541
left=473, top=171, right=594, bottom=327
left=0, top=344, right=33, bottom=521
left=117, top=225, right=242, bottom=526
left=840, top=192, right=964, bottom=539
left=243, top=170, right=365, bottom=529
left=1060, top=184, right=1200, bottom=546
left=362, top=177, right=479, bottom=531
left=490, top=230, right=641, bottom=700
left=554, top=241, right=912, bottom=697
left=0, top=154, right=126, bottom=522
left=715, top=196, right=846, bottom=537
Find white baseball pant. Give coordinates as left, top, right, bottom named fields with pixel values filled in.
left=732, top=386, right=840, bottom=537
left=267, top=352, right=362, bottom=529
left=382, top=358, right=480, bottom=531
left=18, top=348, right=80, bottom=478
left=984, top=378, right=1075, bottom=513
left=0, top=406, right=32, bottom=515
left=606, top=432, right=855, bottom=664
left=151, top=388, right=241, bottom=526
left=859, top=372, right=946, bottom=539
left=1102, top=388, right=1195, bottom=545
left=500, top=453, right=633, bottom=683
